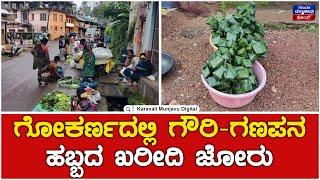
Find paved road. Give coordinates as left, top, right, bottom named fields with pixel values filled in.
left=1, top=41, right=76, bottom=111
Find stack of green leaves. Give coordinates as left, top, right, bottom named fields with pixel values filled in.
left=203, top=3, right=268, bottom=94
left=40, top=91, right=71, bottom=111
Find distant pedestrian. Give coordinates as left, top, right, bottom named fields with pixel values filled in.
left=20, top=36, right=23, bottom=45
left=64, top=38, right=70, bottom=60
left=31, top=38, right=50, bottom=86
left=59, top=36, right=65, bottom=61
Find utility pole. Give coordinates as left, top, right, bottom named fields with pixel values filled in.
left=46, top=2, right=50, bottom=38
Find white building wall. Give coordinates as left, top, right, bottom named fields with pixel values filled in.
left=17, top=11, right=22, bottom=23
left=29, top=10, right=49, bottom=33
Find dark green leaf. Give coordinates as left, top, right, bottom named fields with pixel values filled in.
left=252, top=40, right=267, bottom=55
left=237, top=68, right=249, bottom=79
left=242, top=58, right=252, bottom=67
left=212, top=35, right=220, bottom=45
left=229, top=48, right=235, bottom=56
left=248, top=68, right=254, bottom=75
left=253, top=32, right=261, bottom=39
left=225, top=67, right=237, bottom=80
left=212, top=65, right=227, bottom=80
left=234, top=56, right=243, bottom=66
left=202, top=66, right=211, bottom=78
left=217, top=38, right=227, bottom=47
left=248, top=53, right=257, bottom=62
left=234, top=66, right=245, bottom=72
left=244, top=28, right=252, bottom=35
left=206, top=77, right=220, bottom=87
left=237, top=47, right=246, bottom=56
left=216, top=81, right=230, bottom=91
left=238, top=38, right=248, bottom=47
left=227, top=40, right=233, bottom=48
left=226, top=32, right=237, bottom=41
left=219, top=20, right=229, bottom=32
left=221, top=53, right=230, bottom=61
left=242, top=79, right=253, bottom=92
left=209, top=56, right=224, bottom=70
left=206, top=16, right=218, bottom=30
left=246, top=44, right=253, bottom=51
left=249, top=75, right=258, bottom=85
left=219, top=47, right=229, bottom=54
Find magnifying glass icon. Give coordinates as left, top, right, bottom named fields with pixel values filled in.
left=124, top=106, right=131, bottom=112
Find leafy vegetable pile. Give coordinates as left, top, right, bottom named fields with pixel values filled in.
left=40, top=91, right=71, bottom=111
left=58, top=78, right=80, bottom=89
left=203, top=3, right=268, bottom=94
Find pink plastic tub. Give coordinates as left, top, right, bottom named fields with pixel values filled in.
left=201, top=61, right=267, bottom=108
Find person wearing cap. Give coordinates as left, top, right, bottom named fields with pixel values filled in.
left=31, top=38, right=50, bottom=86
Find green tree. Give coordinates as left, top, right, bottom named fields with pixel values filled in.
left=102, top=2, right=130, bottom=61
left=78, top=1, right=93, bottom=16
left=78, top=1, right=131, bottom=60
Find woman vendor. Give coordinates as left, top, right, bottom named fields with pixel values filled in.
left=31, top=37, right=50, bottom=86
left=79, top=39, right=96, bottom=78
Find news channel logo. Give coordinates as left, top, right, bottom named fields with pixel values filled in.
left=293, top=4, right=316, bottom=21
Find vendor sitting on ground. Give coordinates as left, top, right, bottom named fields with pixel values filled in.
left=120, top=49, right=139, bottom=77
left=125, top=49, right=139, bottom=67
left=47, top=56, right=64, bottom=81
left=123, top=53, right=153, bottom=86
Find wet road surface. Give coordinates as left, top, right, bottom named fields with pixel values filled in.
left=1, top=41, right=79, bottom=111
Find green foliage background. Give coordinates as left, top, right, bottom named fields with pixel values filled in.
left=102, top=2, right=131, bottom=61
left=79, top=2, right=133, bottom=61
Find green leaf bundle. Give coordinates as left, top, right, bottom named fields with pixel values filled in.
left=204, top=3, right=268, bottom=94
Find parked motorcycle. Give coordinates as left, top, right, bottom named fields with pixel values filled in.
left=10, top=42, right=23, bottom=57
left=2, top=42, right=23, bottom=57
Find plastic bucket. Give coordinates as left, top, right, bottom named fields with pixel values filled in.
left=201, top=61, right=267, bottom=108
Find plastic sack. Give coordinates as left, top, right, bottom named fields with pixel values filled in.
left=92, top=47, right=113, bottom=60
left=75, top=51, right=83, bottom=62
left=88, top=91, right=101, bottom=104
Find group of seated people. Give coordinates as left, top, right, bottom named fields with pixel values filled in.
left=120, top=49, right=153, bottom=86
left=56, top=36, right=153, bottom=87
